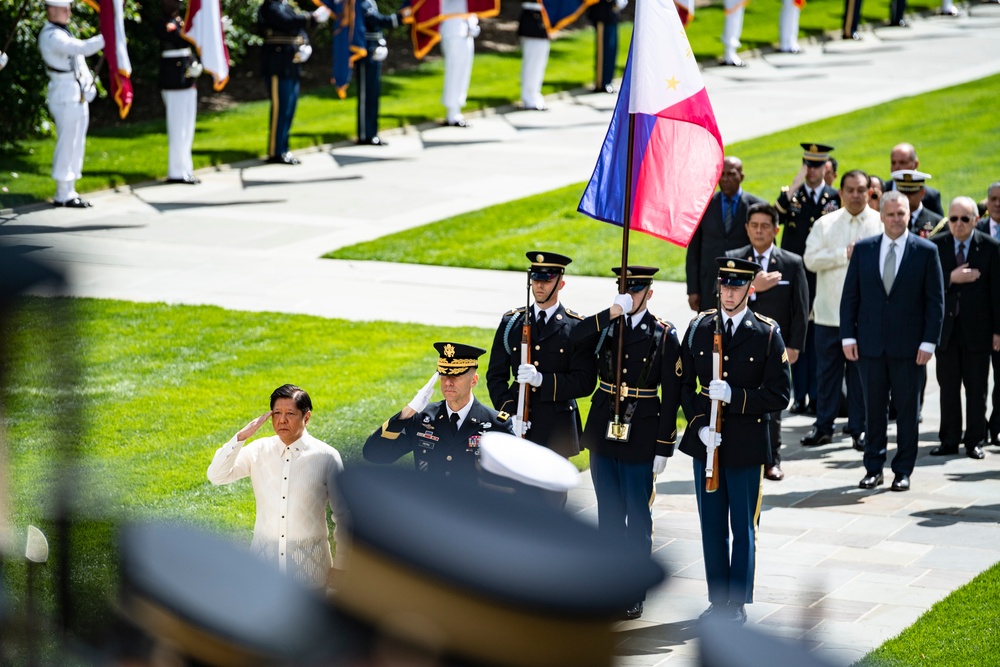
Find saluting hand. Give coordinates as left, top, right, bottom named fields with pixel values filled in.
left=611, top=293, right=632, bottom=318
left=403, top=372, right=439, bottom=417
left=237, top=411, right=273, bottom=442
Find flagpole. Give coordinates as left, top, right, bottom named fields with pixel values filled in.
left=610, top=112, right=637, bottom=438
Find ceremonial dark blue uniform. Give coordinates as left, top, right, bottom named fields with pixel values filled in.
left=356, top=0, right=400, bottom=145
left=587, top=0, right=621, bottom=92
left=157, top=16, right=195, bottom=91
left=486, top=303, right=595, bottom=458
left=258, top=0, right=315, bottom=162
left=680, top=302, right=790, bottom=611
left=573, top=283, right=681, bottom=584
left=363, top=397, right=512, bottom=479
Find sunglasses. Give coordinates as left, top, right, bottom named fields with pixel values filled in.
left=625, top=283, right=649, bottom=293
left=949, top=215, right=973, bottom=223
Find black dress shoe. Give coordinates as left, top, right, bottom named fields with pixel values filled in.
left=721, top=58, right=747, bottom=67
left=699, top=603, right=720, bottom=620
left=443, top=118, right=470, bottom=128
left=859, top=472, right=884, bottom=489
left=599, top=83, right=616, bottom=94
left=53, top=197, right=92, bottom=208
left=967, top=445, right=986, bottom=459
left=801, top=429, right=832, bottom=447
left=266, top=153, right=300, bottom=165
left=522, top=104, right=548, bottom=111
left=790, top=401, right=806, bottom=414
left=357, top=136, right=388, bottom=146
left=725, top=604, right=748, bottom=625
left=845, top=31, right=861, bottom=40
left=891, top=474, right=910, bottom=492
left=929, top=445, right=959, bottom=456
left=990, top=435, right=1000, bottom=447
left=778, top=47, right=802, bottom=54
left=852, top=435, right=866, bottom=452
left=165, top=176, right=201, bottom=185
left=895, top=18, right=909, bottom=27
left=805, top=402, right=817, bottom=415
left=623, top=601, right=643, bottom=620
left=764, top=464, right=784, bottom=481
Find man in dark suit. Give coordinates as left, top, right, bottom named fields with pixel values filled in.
left=841, top=190, right=945, bottom=492
left=679, top=258, right=791, bottom=625
left=686, top=156, right=767, bottom=313
left=891, top=169, right=944, bottom=237
left=726, top=203, right=807, bottom=480
left=886, top=143, right=943, bottom=215
left=364, top=342, right=513, bottom=479
left=776, top=143, right=841, bottom=415
left=487, top=251, right=596, bottom=459
left=354, top=0, right=405, bottom=146
left=258, top=0, right=330, bottom=165
left=930, top=197, right=1000, bottom=459
left=976, top=182, right=1000, bottom=443
left=573, top=266, right=681, bottom=620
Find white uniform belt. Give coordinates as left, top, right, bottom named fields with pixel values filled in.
left=161, top=48, right=192, bottom=57
left=47, top=69, right=77, bottom=79
left=522, top=2, right=543, bottom=9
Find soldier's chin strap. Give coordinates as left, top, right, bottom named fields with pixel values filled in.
left=720, top=283, right=753, bottom=316
left=533, top=271, right=562, bottom=311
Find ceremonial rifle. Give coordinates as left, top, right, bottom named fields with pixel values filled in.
left=705, top=277, right=722, bottom=493
left=515, top=269, right=532, bottom=437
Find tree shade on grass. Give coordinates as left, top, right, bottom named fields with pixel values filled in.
left=326, top=72, right=1000, bottom=281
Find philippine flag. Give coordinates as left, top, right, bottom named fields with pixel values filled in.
left=578, top=0, right=724, bottom=247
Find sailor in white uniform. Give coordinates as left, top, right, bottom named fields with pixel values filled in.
left=38, top=0, right=104, bottom=207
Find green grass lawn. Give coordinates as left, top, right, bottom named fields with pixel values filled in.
left=0, top=0, right=941, bottom=208
left=855, top=562, right=1000, bottom=666
left=327, top=72, right=1000, bottom=280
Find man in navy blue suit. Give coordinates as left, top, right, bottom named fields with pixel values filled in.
left=840, top=190, right=944, bottom=492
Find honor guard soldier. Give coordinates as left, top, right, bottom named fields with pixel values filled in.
left=588, top=0, right=626, bottom=93
left=439, top=0, right=480, bottom=127
left=891, top=169, right=944, bottom=238
left=364, top=342, right=513, bottom=480
left=775, top=142, right=839, bottom=415
left=486, top=251, right=596, bottom=459
left=258, top=0, right=330, bottom=165
left=158, top=0, right=202, bottom=185
left=679, top=258, right=791, bottom=626
left=355, top=1, right=404, bottom=146
left=572, top=266, right=681, bottom=620
left=38, top=0, right=104, bottom=208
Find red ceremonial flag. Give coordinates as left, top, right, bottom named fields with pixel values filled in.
left=401, top=0, right=499, bottom=59
left=182, top=0, right=230, bottom=91
left=83, top=0, right=133, bottom=118
left=674, top=0, right=694, bottom=26
left=578, top=0, right=724, bottom=246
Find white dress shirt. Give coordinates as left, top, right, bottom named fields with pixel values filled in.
left=876, top=231, right=937, bottom=355
left=207, top=429, right=349, bottom=588
left=803, top=206, right=883, bottom=327
left=445, top=394, right=475, bottom=430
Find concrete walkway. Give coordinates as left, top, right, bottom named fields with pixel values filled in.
left=5, top=6, right=1000, bottom=665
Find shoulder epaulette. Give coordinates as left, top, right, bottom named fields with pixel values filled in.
left=654, top=315, right=675, bottom=331
left=564, top=308, right=585, bottom=320
left=503, top=306, right=527, bottom=318
left=755, top=313, right=778, bottom=328
left=686, top=310, right=716, bottom=349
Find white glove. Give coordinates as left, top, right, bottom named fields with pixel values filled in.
left=652, top=455, right=668, bottom=475
left=372, top=45, right=388, bottom=62
left=312, top=5, right=331, bottom=23
left=516, top=363, right=543, bottom=388
left=708, top=379, right=732, bottom=404
left=184, top=61, right=204, bottom=79
left=0, top=51, right=8, bottom=71
left=220, top=15, right=233, bottom=32
left=83, top=79, right=97, bottom=103
left=511, top=415, right=529, bottom=437
left=407, top=372, right=439, bottom=413
left=612, top=293, right=632, bottom=316
left=615, top=0, right=628, bottom=9
left=698, top=427, right=721, bottom=449
left=294, top=44, right=313, bottom=63
left=468, top=16, right=481, bottom=38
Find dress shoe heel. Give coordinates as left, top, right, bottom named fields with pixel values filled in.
left=859, top=472, right=883, bottom=489
left=891, top=474, right=910, bottom=491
